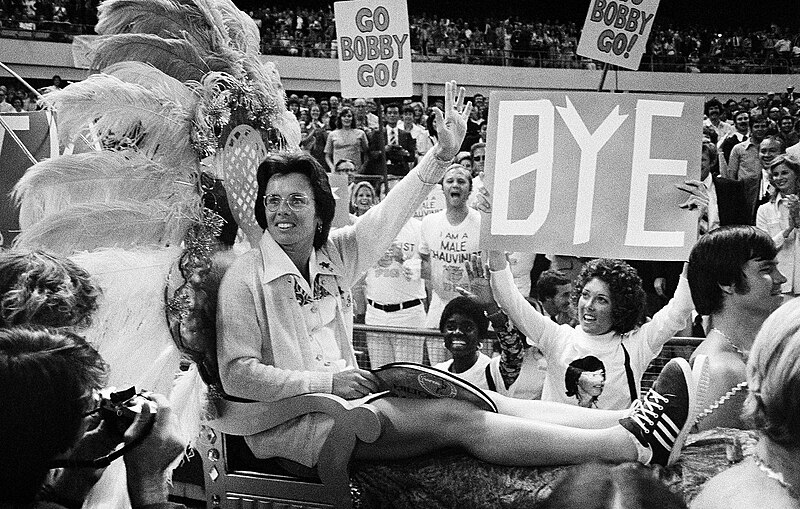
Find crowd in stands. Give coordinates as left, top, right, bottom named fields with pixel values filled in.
left=4, top=0, right=800, bottom=72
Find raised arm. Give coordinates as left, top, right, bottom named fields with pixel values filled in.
left=331, top=81, right=472, bottom=286
left=488, top=252, right=559, bottom=351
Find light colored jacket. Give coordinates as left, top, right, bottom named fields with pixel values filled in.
left=216, top=151, right=447, bottom=466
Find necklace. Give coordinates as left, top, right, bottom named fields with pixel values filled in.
left=753, top=452, right=799, bottom=500
left=710, top=328, right=748, bottom=360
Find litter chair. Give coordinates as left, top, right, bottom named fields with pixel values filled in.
left=195, top=393, right=383, bottom=509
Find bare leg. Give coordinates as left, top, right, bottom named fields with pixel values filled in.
left=489, top=392, right=627, bottom=429
left=354, top=398, right=636, bottom=466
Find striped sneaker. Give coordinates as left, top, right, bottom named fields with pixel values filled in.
left=620, top=357, right=696, bottom=467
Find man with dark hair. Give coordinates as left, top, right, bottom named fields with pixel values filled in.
left=727, top=114, right=771, bottom=219
left=534, top=269, right=573, bottom=324
left=367, top=102, right=416, bottom=176
left=718, top=109, right=750, bottom=171
left=704, top=98, right=734, bottom=143
left=0, top=327, right=185, bottom=507
left=687, top=225, right=785, bottom=430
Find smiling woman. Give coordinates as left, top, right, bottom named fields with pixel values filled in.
left=756, top=154, right=800, bottom=297
left=485, top=250, right=694, bottom=410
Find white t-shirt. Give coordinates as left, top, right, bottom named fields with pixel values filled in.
left=420, top=208, right=482, bottom=327
left=364, top=219, right=426, bottom=304
left=490, top=267, right=694, bottom=410
left=413, top=185, right=446, bottom=221
left=435, top=352, right=492, bottom=390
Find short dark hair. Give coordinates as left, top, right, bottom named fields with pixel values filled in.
left=385, top=103, right=400, bottom=113
left=255, top=152, right=335, bottom=249
left=564, top=356, right=604, bottom=398
left=402, top=104, right=414, bottom=115
left=704, top=98, right=723, bottom=116
left=539, top=462, right=687, bottom=509
left=439, top=296, right=489, bottom=339
left=751, top=113, right=769, bottom=127
left=689, top=226, right=778, bottom=315
left=536, top=269, right=571, bottom=301
left=0, top=327, right=107, bottom=502
left=0, top=251, right=100, bottom=328
left=572, top=259, right=646, bottom=334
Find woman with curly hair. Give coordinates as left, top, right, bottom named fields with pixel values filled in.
left=482, top=253, right=693, bottom=410
left=0, top=250, right=100, bottom=328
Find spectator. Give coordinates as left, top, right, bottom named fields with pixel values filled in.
left=726, top=114, right=770, bottom=219
left=691, top=298, right=800, bottom=509
left=487, top=250, right=693, bottom=410
left=349, top=180, right=378, bottom=218
left=367, top=103, right=416, bottom=177
left=756, top=155, right=800, bottom=298
left=420, top=164, right=481, bottom=343
left=324, top=106, right=368, bottom=172
left=0, top=327, right=185, bottom=509
left=0, top=86, right=13, bottom=112
left=433, top=296, right=492, bottom=385
left=533, top=269, right=575, bottom=324
left=688, top=225, right=785, bottom=431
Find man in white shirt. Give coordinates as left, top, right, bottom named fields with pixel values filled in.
left=0, top=87, right=14, bottom=113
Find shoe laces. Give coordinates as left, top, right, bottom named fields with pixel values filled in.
left=629, top=391, right=668, bottom=432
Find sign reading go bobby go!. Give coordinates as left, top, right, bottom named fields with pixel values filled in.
left=334, top=0, right=412, bottom=98
left=576, top=0, right=661, bottom=70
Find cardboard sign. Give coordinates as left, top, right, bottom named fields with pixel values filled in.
left=0, top=111, right=58, bottom=247
left=329, top=173, right=352, bottom=228
left=481, top=91, right=703, bottom=261
left=576, top=0, right=660, bottom=71
left=334, top=0, right=412, bottom=98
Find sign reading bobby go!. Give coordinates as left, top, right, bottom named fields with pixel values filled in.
left=480, top=91, right=703, bottom=261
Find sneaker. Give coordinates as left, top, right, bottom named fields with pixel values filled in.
left=619, top=357, right=697, bottom=467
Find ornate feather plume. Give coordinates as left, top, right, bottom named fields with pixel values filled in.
left=104, top=61, right=199, bottom=108
left=14, top=200, right=196, bottom=255
left=88, top=34, right=238, bottom=82
left=43, top=73, right=197, bottom=170
left=13, top=150, right=196, bottom=230
left=95, top=0, right=226, bottom=52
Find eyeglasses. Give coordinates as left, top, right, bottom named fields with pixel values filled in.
left=264, top=193, right=311, bottom=212
left=473, top=156, right=485, bottom=162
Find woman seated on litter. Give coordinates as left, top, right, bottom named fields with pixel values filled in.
left=216, top=81, right=701, bottom=471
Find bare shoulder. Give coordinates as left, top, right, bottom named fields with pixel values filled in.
left=692, top=462, right=800, bottom=509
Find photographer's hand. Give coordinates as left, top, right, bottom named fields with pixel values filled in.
left=44, top=420, right=121, bottom=506
left=123, top=393, right=186, bottom=508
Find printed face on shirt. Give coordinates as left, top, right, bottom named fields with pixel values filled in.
left=771, top=163, right=798, bottom=195
left=443, top=167, right=472, bottom=209
left=578, top=278, right=614, bottom=335
left=264, top=173, right=319, bottom=252
left=732, top=258, right=785, bottom=314
left=442, top=312, right=481, bottom=359
left=759, top=138, right=782, bottom=168
left=578, top=369, right=605, bottom=398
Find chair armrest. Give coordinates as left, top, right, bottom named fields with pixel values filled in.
left=207, top=393, right=366, bottom=436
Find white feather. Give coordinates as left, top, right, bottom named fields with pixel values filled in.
left=43, top=74, right=197, bottom=170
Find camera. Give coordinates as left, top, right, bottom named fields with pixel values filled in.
left=98, top=386, right=155, bottom=433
